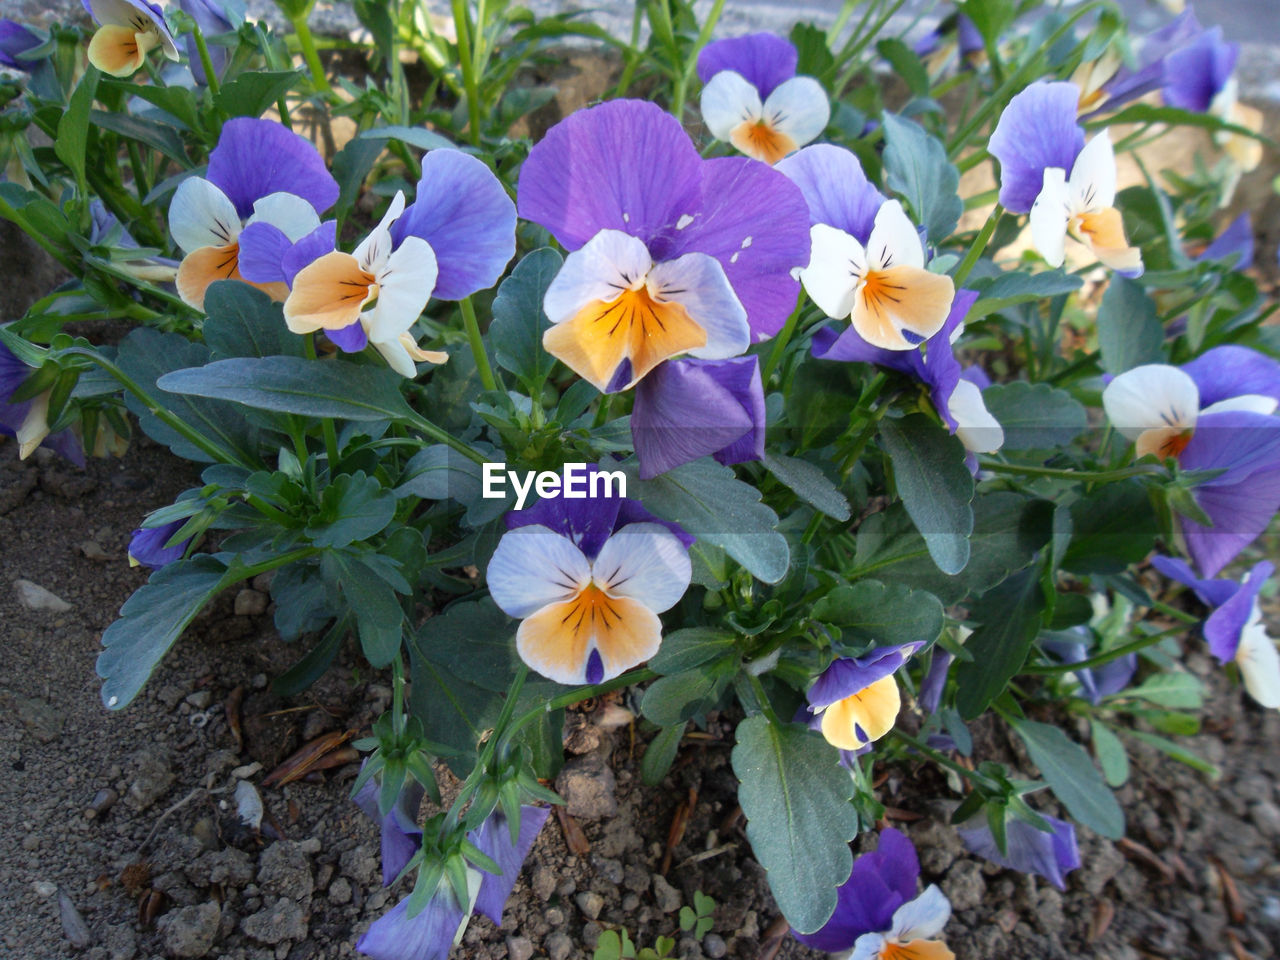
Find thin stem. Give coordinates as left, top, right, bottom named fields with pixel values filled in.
left=459, top=297, right=497, bottom=392
left=451, top=0, right=483, bottom=145
left=192, top=23, right=221, bottom=97
left=979, top=460, right=1158, bottom=483
left=672, top=0, right=726, bottom=120
left=305, top=335, right=341, bottom=469
left=887, top=729, right=994, bottom=789
left=1026, top=627, right=1184, bottom=676
left=291, top=13, right=332, bottom=94
left=761, top=300, right=802, bottom=384
left=404, top=410, right=490, bottom=466
left=836, top=0, right=906, bottom=96
left=952, top=204, right=1004, bottom=287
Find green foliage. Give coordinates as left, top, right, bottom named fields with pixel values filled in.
left=679, top=891, right=716, bottom=939
left=1010, top=718, right=1125, bottom=839
left=881, top=113, right=963, bottom=243
left=983, top=382, right=1088, bottom=450
left=1097, top=276, right=1164, bottom=374
left=489, top=247, right=562, bottom=392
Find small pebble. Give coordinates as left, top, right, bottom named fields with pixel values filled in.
left=328, top=878, right=352, bottom=905
left=703, top=933, right=727, bottom=959
left=33, top=881, right=57, bottom=898
left=85, top=788, right=118, bottom=820
left=506, top=936, right=534, bottom=960
left=13, top=579, right=72, bottom=613
left=234, top=588, right=268, bottom=617
left=79, top=541, right=109, bottom=561
left=575, top=891, right=603, bottom=920
left=186, top=691, right=212, bottom=710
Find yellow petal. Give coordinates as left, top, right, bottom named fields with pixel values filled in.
left=819, top=675, right=901, bottom=751
left=399, top=332, right=449, bottom=365
left=542, top=286, right=707, bottom=392
left=1074, top=207, right=1143, bottom=275
left=730, top=120, right=798, bottom=165
left=284, top=251, right=377, bottom=334
left=516, top=584, right=661, bottom=683
left=850, top=265, right=955, bottom=350
left=87, top=24, right=157, bottom=77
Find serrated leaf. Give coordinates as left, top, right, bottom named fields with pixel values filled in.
left=880, top=414, right=975, bottom=575
left=489, top=248, right=562, bottom=390
left=97, top=555, right=235, bottom=709
left=732, top=717, right=858, bottom=934
left=1098, top=276, right=1164, bottom=374
left=1011, top=718, right=1125, bottom=839
left=1090, top=720, right=1130, bottom=788
left=202, top=281, right=305, bottom=360
left=641, top=659, right=736, bottom=726
left=954, top=569, right=1043, bottom=719
left=881, top=113, right=962, bottom=243
left=812, top=580, right=943, bottom=648
left=649, top=628, right=738, bottom=675
left=762, top=452, right=850, bottom=521
left=982, top=381, right=1088, bottom=450
left=307, top=472, right=396, bottom=549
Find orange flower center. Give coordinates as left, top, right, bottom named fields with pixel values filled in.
left=730, top=120, right=797, bottom=165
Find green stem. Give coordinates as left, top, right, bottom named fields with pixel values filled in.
left=761, top=300, right=802, bottom=384
left=888, top=729, right=994, bottom=789
left=459, top=296, right=497, bottom=392
left=305, top=335, right=341, bottom=469
left=952, top=204, right=1004, bottom=287
left=291, top=13, right=331, bottom=94
left=442, top=662, right=529, bottom=835
left=192, top=23, right=221, bottom=97
left=499, top=667, right=655, bottom=755
left=1026, top=627, right=1183, bottom=676
left=256, top=23, right=292, bottom=128
left=451, top=0, right=483, bottom=145
left=404, top=410, right=490, bottom=466
left=978, top=460, right=1158, bottom=483
left=836, top=0, right=906, bottom=95
left=672, top=0, right=726, bottom=120
left=745, top=674, right=780, bottom=726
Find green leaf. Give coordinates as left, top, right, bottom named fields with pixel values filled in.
left=89, top=109, right=188, bottom=163
left=331, top=136, right=384, bottom=216
left=359, top=125, right=458, bottom=152
left=967, top=269, right=1083, bottom=320
left=1097, top=276, right=1164, bottom=374
left=812, top=580, right=943, bottom=648
left=732, top=717, right=858, bottom=934
left=626, top=459, right=789, bottom=584
left=982, top=381, right=1088, bottom=450
left=1090, top=720, right=1130, bottom=788
left=879, top=414, right=975, bottom=575
left=1125, top=672, right=1203, bottom=710
left=1010, top=718, right=1125, bottom=839
left=307, top=472, right=396, bottom=549
left=270, top=562, right=336, bottom=641
left=789, top=22, right=835, bottom=84
left=56, top=67, right=99, bottom=189
left=876, top=38, right=927, bottom=97
left=489, top=248, right=562, bottom=390
left=1089, top=102, right=1275, bottom=148
left=648, top=628, right=738, bottom=675
left=325, top=552, right=404, bottom=668
left=1123, top=729, right=1220, bottom=779
left=157, top=356, right=417, bottom=422
left=97, top=555, right=236, bottom=709
left=640, top=721, right=686, bottom=786
left=957, top=0, right=1017, bottom=49
left=202, top=281, right=305, bottom=359
left=762, top=452, right=850, bottom=521
left=954, top=569, right=1043, bottom=719
left=395, top=445, right=483, bottom=503
left=881, top=113, right=962, bottom=243
left=1061, top=480, right=1157, bottom=574
left=214, top=69, right=302, bottom=118
left=101, top=79, right=199, bottom=129
left=641, top=659, right=736, bottom=726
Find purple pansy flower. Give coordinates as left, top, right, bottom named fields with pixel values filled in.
left=957, top=813, right=1081, bottom=891
left=1195, top=213, right=1253, bottom=270
left=919, top=648, right=955, bottom=715
left=989, top=81, right=1142, bottom=277
left=1152, top=556, right=1280, bottom=708
left=470, top=806, right=551, bottom=926
left=631, top=355, right=765, bottom=479
left=1, top=340, right=84, bottom=466
left=353, top=767, right=426, bottom=887
left=179, top=0, right=233, bottom=85
left=127, top=519, right=191, bottom=570
left=914, top=12, right=984, bottom=62
left=793, top=827, right=953, bottom=957
left=777, top=145, right=957, bottom=351
left=1161, top=23, right=1238, bottom=114
left=805, top=642, right=926, bottom=752
left=1040, top=633, right=1137, bottom=705
left=82, top=0, right=179, bottom=76
left=1080, top=9, right=1210, bottom=113
left=284, top=149, right=515, bottom=377
left=356, top=889, right=468, bottom=960
left=168, top=118, right=338, bottom=311
left=516, top=98, right=811, bottom=399
left=488, top=474, right=693, bottom=685
left=0, top=20, right=42, bottom=70
left=697, top=33, right=829, bottom=165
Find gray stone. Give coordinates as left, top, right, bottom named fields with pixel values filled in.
left=104, top=922, right=137, bottom=960
left=555, top=756, right=617, bottom=820
left=506, top=936, right=534, bottom=960
left=0, top=689, right=65, bottom=744
left=678, top=935, right=703, bottom=960
left=545, top=932, right=573, bottom=960
left=157, top=902, right=221, bottom=958
left=652, top=874, right=682, bottom=914
left=532, top=864, right=557, bottom=901
left=127, top=747, right=174, bottom=811
left=575, top=890, right=603, bottom=919
left=339, top=844, right=379, bottom=885
left=623, top=862, right=651, bottom=893
left=257, top=841, right=315, bottom=901
left=234, top=588, right=269, bottom=617
left=1250, top=800, right=1280, bottom=839
left=1080, top=841, right=1125, bottom=895
left=327, top=877, right=352, bottom=905
left=703, top=933, right=727, bottom=958
left=186, top=849, right=254, bottom=888
left=185, top=691, right=212, bottom=709
left=13, top=578, right=72, bottom=612
left=912, top=818, right=964, bottom=875
left=942, top=860, right=986, bottom=912
left=241, top=898, right=308, bottom=945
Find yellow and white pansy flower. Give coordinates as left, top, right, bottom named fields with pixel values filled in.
left=83, top=0, right=179, bottom=77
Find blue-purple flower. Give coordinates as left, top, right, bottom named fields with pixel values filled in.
left=487, top=478, right=694, bottom=685
left=353, top=769, right=426, bottom=888
left=777, top=144, right=957, bottom=351
left=179, top=0, right=233, bottom=85
left=127, top=520, right=191, bottom=570
left=805, top=643, right=926, bottom=751
left=697, top=33, right=829, bottom=165
left=957, top=813, right=1081, bottom=891
left=1, top=340, right=84, bottom=466
left=989, top=81, right=1142, bottom=277
left=1152, top=556, right=1280, bottom=708
left=1195, top=212, right=1253, bottom=269
left=0, top=20, right=42, bottom=70
left=793, top=827, right=954, bottom=958
left=1040, top=633, right=1137, bottom=705
left=82, top=0, right=179, bottom=76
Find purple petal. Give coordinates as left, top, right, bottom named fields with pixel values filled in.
left=922, top=289, right=979, bottom=430
left=696, top=33, right=797, bottom=98
left=919, top=649, right=954, bottom=714
left=808, top=644, right=924, bottom=709
left=179, top=0, right=231, bottom=84
left=1182, top=468, right=1280, bottom=578
left=356, top=892, right=464, bottom=960
left=958, top=814, right=1080, bottom=891
left=281, top=220, right=337, bottom=288
left=128, top=521, right=190, bottom=570
left=504, top=475, right=623, bottom=559
left=391, top=150, right=516, bottom=301
left=956, top=14, right=984, bottom=56
left=1161, top=26, right=1237, bottom=113
left=0, top=20, right=42, bottom=70
left=1203, top=561, right=1273, bottom=662
left=775, top=144, right=886, bottom=244
left=42, top=428, right=87, bottom=468
left=470, top=806, right=551, bottom=926
left=207, top=118, right=339, bottom=219
left=1090, top=654, right=1138, bottom=700
left=517, top=99, right=702, bottom=252
left=1097, top=8, right=1204, bottom=110
left=1181, top=345, right=1280, bottom=410
left=653, top=156, right=811, bottom=340
left=988, top=82, right=1084, bottom=214
left=812, top=322, right=918, bottom=369
left=236, top=222, right=292, bottom=285
left=614, top=499, right=696, bottom=550
left=1150, top=554, right=1241, bottom=608
left=632, top=357, right=762, bottom=479
left=327, top=321, right=368, bottom=353
left=1196, top=213, right=1253, bottom=270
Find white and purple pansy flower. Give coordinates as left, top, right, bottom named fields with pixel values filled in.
left=1152, top=556, right=1280, bottom=709
left=1, top=340, right=84, bottom=466
left=487, top=479, right=694, bottom=685
left=989, top=81, right=1142, bottom=277
left=283, top=150, right=516, bottom=378
left=957, top=813, right=1082, bottom=892
left=1077, top=8, right=1211, bottom=113
left=793, top=826, right=954, bottom=959
left=82, top=0, right=179, bottom=77
left=1103, top=348, right=1280, bottom=576
left=805, top=642, right=926, bottom=752
left=168, top=118, right=339, bottom=311
left=696, top=32, right=830, bottom=165
left=777, top=144, right=957, bottom=351
left=516, top=98, right=811, bottom=396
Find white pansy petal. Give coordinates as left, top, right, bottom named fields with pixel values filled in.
left=1236, top=620, right=1280, bottom=709
left=949, top=379, right=1004, bottom=453
left=248, top=192, right=322, bottom=242
left=699, top=70, right=763, bottom=142
left=366, top=237, right=438, bottom=343
left=16, top=391, right=50, bottom=459
left=1030, top=168, right=1069, bottom=268
left=763, top=77, right=830, bottom=151
left=1069, top=132, right=1117, bottom=212
left=487, top=524, right=592, bottom=619
left=1201, top=394, right=1279, bottom=417
left=169, top=177, right=240, bottom=253
left=371, top=335, right=418, bottom=379
left=592, top=523, right=692, bottom=614
left=1102, top=364, right=1200, bottom=441
left=866, top=199, right=925, bottom=271
left=800, top=223, right=867, bottom=320
left=354, top=190, right=407, bottom=273
left=890, top=884, right=952, bottom=942
left=544, top=229, right=654, bottom=324
left=849, top=933, right=888, bottom=960
left=648, top=252, right=749, bottom=359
